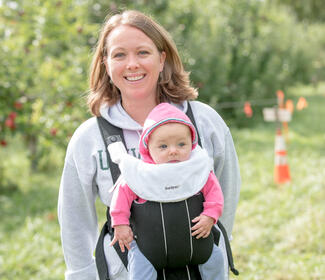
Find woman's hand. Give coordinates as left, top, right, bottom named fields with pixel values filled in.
left=110, top=225, right=134, bottom=252
left=191, top=215, right=215, bottom=239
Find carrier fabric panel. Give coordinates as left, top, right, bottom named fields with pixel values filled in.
left=130, top=193, right=213, bottom=270
left=162, top=200, right=192, bottom=268
left=131, top=201, right=167, bottom=269
left=187, top=194, right=214, bottom=264
left=157, top=265, right=202, bottom=280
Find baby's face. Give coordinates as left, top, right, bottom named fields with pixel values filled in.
left=148, top=123, right=192, bottom=164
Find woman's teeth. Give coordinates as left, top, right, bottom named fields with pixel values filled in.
left=126, top=75, right=144, bottom=81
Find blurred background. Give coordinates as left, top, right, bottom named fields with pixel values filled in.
left=0, top=0, right=324, bottom=279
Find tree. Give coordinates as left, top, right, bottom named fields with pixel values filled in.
left=0, top=0, right=94, bottom=169
left=1, top=0, right=324, bottom=165
left=272, top=0, right=325, bottom=22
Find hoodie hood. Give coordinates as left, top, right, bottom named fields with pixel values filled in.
left=139, top=103, right=198, bottom=163
left=99, top=100, right=143, bottom=131
left=99, top=99, right=188, bottom=130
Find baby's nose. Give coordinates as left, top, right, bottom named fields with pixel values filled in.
left=169, top=146, right=178, bottom=154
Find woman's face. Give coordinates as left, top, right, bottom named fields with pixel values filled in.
left=105, top=25, right=166, bottom=104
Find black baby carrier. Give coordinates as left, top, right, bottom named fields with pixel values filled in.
left=95, top=103, right=239, bottom=280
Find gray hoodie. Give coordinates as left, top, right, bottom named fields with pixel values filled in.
left=58, top=100, right=241, bottom=280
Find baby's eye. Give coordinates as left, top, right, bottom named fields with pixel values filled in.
left=159, top=144, right=167, bottom=149
left=178, top=142, right=186, bottom=147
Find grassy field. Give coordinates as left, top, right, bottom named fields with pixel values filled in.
left=230, top=83, right=325, bottom=280
left=0, top=84, right=324, bottom=280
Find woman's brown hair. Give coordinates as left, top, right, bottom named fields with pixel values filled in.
left=87, top=10, right=198, bottom=116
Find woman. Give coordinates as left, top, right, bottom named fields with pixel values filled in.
left=58, top=10, right=240, bottom=280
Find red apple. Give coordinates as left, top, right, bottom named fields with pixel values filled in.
left=5, top=118, right=16, bottom=130
left=50, top=128, right=57, bottom=136
left=77, top=26, right=83, bottom=33
left=66, top=101, right=73, bottom=107
left=14, top=102, right=23, bottom=110
left=0, top=140, right=7, bottom=146
left=8, top=112, right=17, bottom=119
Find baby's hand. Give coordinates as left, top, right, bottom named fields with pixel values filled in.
left=109, top=225, right=134, bottom=252
left=191, top=215, right=215, bottom=239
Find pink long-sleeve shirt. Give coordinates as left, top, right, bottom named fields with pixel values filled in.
left=110, top=171, right=224, bottom=227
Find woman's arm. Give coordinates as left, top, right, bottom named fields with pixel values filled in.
left=58, top=160, right=99, bottom=280
left=58, top=120, right=100, bottom=280
left=214, top=130, right=241, bottom=238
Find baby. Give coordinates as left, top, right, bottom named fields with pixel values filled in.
left=110, top=103, right=225, bottom=280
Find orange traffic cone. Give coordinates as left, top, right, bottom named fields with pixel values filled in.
left=296, top=97, right=308, bottom=111
left=274, top=128, right=291, bottom=184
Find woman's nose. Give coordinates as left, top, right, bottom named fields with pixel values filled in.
left=126, top=54, right=139, bottom=70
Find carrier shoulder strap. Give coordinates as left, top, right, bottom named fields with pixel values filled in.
left=95, top=116, right=128, bottom=280
left=97, top=116, right=126, bottom=183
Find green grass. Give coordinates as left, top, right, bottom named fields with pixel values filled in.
left=0, top=83, right=324, bottom=279
left=0, top=140, right=65, bottom=279
left=230, top=83, right=325, bottom=280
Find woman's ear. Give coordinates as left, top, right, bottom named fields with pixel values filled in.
left=103, top=57, right=109, bottom=74
left=159, top=51, right=166, bottom=72
left=103, top=57, right=113, bottom=83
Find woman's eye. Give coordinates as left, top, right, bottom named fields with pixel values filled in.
left=139, top=50, right=149, bottom=55
left=113, top=52, right=125, bottom=58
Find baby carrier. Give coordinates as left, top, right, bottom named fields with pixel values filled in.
left=95, top=103, right=239, bottom=280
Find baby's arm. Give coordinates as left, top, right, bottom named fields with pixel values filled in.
left=110, top=182, right=138, bottom=252
left=191, top=171, right=224, bottom=239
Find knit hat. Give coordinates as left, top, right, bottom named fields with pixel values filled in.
left=139, top=103, right=198, bottom=163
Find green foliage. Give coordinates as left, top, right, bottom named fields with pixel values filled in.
left=174, top=0, right=325, bottom=124
left=273, top=0, right=325, bottom=22
left=1, top=0, right=325, bottom=166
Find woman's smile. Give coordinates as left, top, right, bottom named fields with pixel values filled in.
left=124, top=73, right=146, bottom=82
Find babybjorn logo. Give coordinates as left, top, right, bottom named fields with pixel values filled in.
left=165, top=185, right=180, bottom=190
